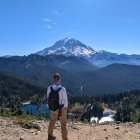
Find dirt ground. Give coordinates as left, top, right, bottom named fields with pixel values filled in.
left=0, top=117, right=140, bottom=140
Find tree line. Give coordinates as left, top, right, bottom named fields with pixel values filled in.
left=0, top=71, right=140, bottom=123
left=68, top=90, right=140, bottom=122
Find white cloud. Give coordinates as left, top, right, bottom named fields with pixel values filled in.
left=43, top=11, right=63, bottom=30
left=43, top=18, right=52, bottom=22
left=52, top=10, right=64, bottom=16
left=65, top=31, right=74, bottom=37
left=47, top=25, right=53, bottom=30
left=43, top=18, right=54, bottom=30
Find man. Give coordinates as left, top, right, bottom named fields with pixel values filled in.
left=47, top=73, right=68, bottom=140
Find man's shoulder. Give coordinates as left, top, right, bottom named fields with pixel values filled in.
left=55, top=85, right=66, bottom=91
left=60, top=86, right=66, bottom=92
left=61, top=86, right=66, bottom=89
left=47, top=85, right=52, bottom=89
left=48, top=84, right=66, bottom=92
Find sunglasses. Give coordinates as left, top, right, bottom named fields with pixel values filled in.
left=54, top=75, right=60, bottom=78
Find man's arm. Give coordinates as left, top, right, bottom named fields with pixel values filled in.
left=62, top=88, right=68, bottom=108
left=47, top=86, right=51, bottom=102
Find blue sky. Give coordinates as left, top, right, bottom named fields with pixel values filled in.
left=0, top=0, right=140, bottom=56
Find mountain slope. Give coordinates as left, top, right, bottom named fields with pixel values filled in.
left=91, top=51, right=140, bottom=67
left=80, top=64, right=140, bottom=94
left=0, top=71, right=45, bottom=99
left=36, top=37, right=96, bottom=58
left=36, top=37, right=140, bottom=67
left=0, top=55, right=140, bottom=95
left=0, top=55, right=83, bottom=94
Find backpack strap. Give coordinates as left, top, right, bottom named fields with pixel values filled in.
left=56, top=87, right=62, bottom=93
left=50, top=86, right=54, bottom=92
left=50, top=86, right=62, bottom=93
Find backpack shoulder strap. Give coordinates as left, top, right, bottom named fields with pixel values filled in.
left=50, top=86, right=54, bottom=92
left=56, top=87, right=62, bottom=93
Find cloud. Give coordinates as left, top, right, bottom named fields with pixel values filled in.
left=43, top=18, right=54, bottom=30
left=43, top=18, right=52, bottom=22
left=52, top=10, right=64, bottom=16
left=47, top=25, right=53, bottom=30
left=65, top=31, right=74, bottom=37
left=43, top=10, right=64, bottom=30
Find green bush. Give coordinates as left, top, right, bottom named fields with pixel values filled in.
left=17, top=119, right=40, bottom=130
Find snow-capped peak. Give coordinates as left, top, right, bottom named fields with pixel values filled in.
left=63, top=37, right=73, bottom=43
left=35, top=38, right=140, bottom=67
left=36, top=38, right=97, bottom=58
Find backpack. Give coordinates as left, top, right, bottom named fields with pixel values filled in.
left=48, top=86, right=62, bottom=111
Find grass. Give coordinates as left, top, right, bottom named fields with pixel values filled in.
left=17, top=119, right=41, bottom=130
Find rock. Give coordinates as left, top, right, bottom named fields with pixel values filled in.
left=72, top=125, right=81, bottom=130
left=124, top=130, right=128, bottom=133
left=29, top=129, right=36, bottom=133
left=114, top=126, right=119, bottom=130
left=20, top=136, right=24, bottom=140
left=104, top=128, right=107, bottom=131
left=105, top=136, right=108, bottom=139
left=36, top=131, right=41, bottom=135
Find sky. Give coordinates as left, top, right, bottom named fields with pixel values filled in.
left=0, top=0, right=140, bottom=56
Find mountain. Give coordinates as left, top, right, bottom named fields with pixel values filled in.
left=0, top=55, right=140, bottom=95
left=0, top=38, right=140, bottom=95
left=80, top=64, right=140, bottom=94
left=36, top=37, right=140, bottom=67
left=0, top=55, right=84, bottom=94
left=36, top=37, right=96, bottom=58
left=91, top=51, right=140, bottom=67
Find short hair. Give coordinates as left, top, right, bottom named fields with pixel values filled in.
left=53, top=73, right=61, bottom=81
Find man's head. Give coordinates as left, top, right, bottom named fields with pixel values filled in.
left=53, top=73, right=61, bottom=82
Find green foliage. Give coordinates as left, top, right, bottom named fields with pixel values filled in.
left=0, top=69, right=139, bottom=123
left=90, top=102, right=104, bottom=119
left=18, top=120, right=40, bottom=130
left=69, top=90, right=140, bottom=123
left=37, top=98, right=43, bottom=119
left=137, top=112, right=140, bottom=122
left=0, top=71, right=46, bottom=103
left=69, top=103, right=86, bottom=114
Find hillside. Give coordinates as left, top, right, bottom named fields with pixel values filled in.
left=0, top=71, right=45, bottom=100
left=0, top=55, right=83, bottom=94
left=1, top=55, right=140, bottom=94
left=80, top=64, right=140, bottom=94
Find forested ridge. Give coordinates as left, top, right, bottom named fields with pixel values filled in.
left=0, top=71, right=46, bottom=101
left=0, top=71, right=140, bottom=123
